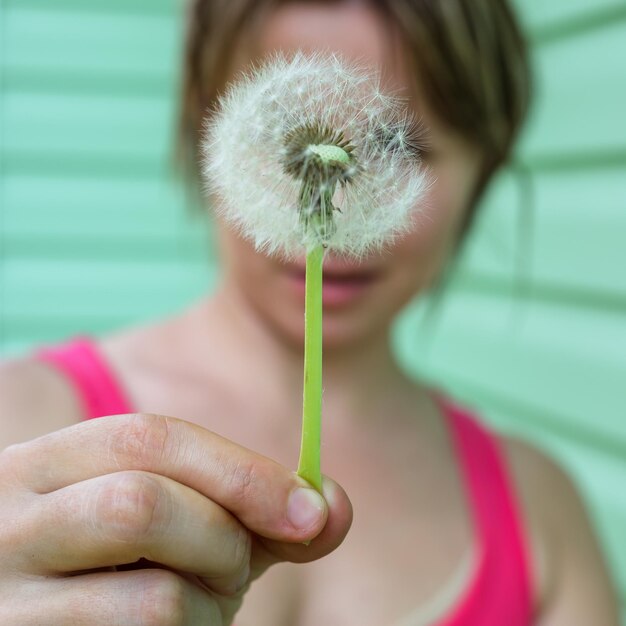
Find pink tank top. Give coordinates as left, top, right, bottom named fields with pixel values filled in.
left=33, top=335, right=535, bottom=625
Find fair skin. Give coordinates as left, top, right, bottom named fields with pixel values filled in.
left=0, top=2, right=620, bottom=625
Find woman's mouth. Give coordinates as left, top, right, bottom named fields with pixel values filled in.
left=287, top=267, right=379, bottom=307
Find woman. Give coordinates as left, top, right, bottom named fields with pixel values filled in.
left=0, top=0, right=620, bottom=624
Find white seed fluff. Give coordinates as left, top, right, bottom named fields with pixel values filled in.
left=201, top=51, right=430, bottom=259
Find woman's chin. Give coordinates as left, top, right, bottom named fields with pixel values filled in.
left=299, top=309, right=388, bottom=351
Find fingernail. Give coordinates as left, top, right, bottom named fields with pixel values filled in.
left=287, top=487, right=325, bottom=531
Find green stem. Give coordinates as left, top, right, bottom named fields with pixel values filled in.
left=297, top=244, right=324, bottom=492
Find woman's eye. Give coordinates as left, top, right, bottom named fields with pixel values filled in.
left=409, top=143, right=430, bottom=160
left=368, top=123, right=435, bottom=165
left=418, top=146, right=435, bottom=162
left=403, top=131, right=433, bottom=163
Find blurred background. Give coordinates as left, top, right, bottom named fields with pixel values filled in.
left=0, top=0, right=625, bottom=619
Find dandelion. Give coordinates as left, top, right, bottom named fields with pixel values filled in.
left=202, top=51, right=429, bottom=259
left=201, top=52, right=429, bottom=492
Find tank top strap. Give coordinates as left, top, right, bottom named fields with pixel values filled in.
left=33, top=335, right=135, bottom=420
left=432, top=391, right=535, bottom=625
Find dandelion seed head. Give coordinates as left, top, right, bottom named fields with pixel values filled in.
left=201, top=51, right=429, bottom=259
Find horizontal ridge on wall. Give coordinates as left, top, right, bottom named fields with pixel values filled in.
left=8, top=0, right=178, bottom=15
left=528, top=3, right=626, bottom=44
left=405, top=289, right=625, bottom=448
left=518, top=21, right=626, bottom=161
left=4, top=8, right=181, bottom=75
left=446, top=166, right=626, bottom=301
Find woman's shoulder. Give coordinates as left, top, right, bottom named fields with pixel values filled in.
left=495, top=435, right=558, bottom=612
left=0, top=319, right=164, bottom=446
left=434, top=391, right=592, bottom=616
left=498, top=434, right=619, bottom=622
left=0, top=353, right=83, bottom=448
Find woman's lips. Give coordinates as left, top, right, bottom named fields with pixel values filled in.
left=287, top=268, right=379, bottom=307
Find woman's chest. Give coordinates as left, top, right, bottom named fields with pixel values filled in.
left=296, top=473, right=477, bottom=626
left=237, top=463, right=477, bottom=626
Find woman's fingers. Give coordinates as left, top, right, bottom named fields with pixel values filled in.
left=0, top=413, right=353, bottom=594
left=18, top=470, right=251, bottom=597
left=2, top=413, right=329, bottom=543
left=2, top=568, right=224, bottom=626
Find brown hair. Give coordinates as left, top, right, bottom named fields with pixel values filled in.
left=175, top=0, right=531, bottom=257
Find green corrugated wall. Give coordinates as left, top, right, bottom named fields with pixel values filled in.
left=1, top=0, right=625, bottom=619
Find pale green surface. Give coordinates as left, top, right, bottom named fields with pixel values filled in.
left=1, top=1, right=625, bottom=620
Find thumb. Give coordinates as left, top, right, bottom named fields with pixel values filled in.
left=249, top=476, right=352, bottom=579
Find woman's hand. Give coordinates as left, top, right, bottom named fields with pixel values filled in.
left=0, top=412, right=353, bottom=625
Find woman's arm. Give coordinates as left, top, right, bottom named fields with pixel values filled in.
left=504, top=437, right=621, bottom=625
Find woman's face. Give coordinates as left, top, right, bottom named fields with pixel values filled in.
left=213, top=1, right=482, bottom=351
